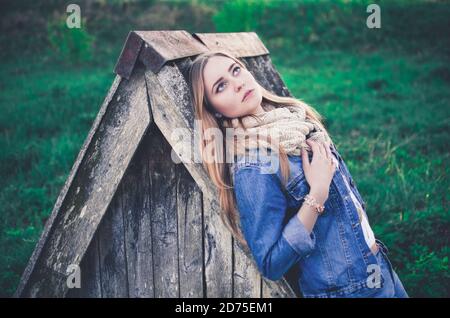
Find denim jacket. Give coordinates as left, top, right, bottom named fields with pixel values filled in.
left=231, top=143, right=391, bottom=298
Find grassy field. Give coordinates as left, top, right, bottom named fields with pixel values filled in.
left=0, top=0, right=449, bottom=297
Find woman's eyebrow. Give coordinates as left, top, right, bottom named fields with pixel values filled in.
left=211, top=62, right=236, bottom=93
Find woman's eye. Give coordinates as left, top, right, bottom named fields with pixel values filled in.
left=216, top=66, right=241, bottom=93
left=217, top=83, right=225, bottom=93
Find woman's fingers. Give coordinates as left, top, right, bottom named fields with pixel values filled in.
left=309, top=140, right=336, bottom=172
left=307, top=139, right=327, bottom=158
left=311, top=140, right=323, bottom=156
left=307, top=140, right=335, bottom=171
left=326, top=145, right=337, bottom=171
left=301, top=147, right=310, bottom=171
left=306, top=139, right=319, bottom=154
left=319, top=141, right=329, bottom=159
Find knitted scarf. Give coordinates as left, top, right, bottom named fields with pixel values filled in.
left=222, top=103, right=332, bottom=157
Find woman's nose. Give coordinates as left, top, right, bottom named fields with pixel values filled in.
left=234, top=81, right=245, bottom=92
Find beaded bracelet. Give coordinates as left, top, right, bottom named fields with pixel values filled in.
left=304, top=193, right=325, bottom=215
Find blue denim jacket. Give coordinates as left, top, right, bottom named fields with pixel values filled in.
left=231, top=143, right=392, bottom=298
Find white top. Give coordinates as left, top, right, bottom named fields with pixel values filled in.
left=331, top=156, right=376, bottom=249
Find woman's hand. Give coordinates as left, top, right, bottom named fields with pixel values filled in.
left=301, top=140, right=336, bottom=205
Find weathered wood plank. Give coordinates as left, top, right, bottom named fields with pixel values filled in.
left=148, top=124, right=179, bottom=298
left=145, top=65, right=234, bottom=297
left=121, top=138, right=155, bottom=298
left=203, top=194, right=233, bottom=297
left=257, top=55, right=292, bottom=97
left=177, top=165, right=204, bottom=298
left=136, top=30, right=208, bottom=74
left=242, top=56, right=275, bottom=93
left=193, top=32, right=269, bottom=57
left=66, top=234, right=102, bottom=298
left=115, top=31, right=208, bottom=78
left=97, top=191, right=128, bottom=298
left=157, top=61, right=196, bottom=128
left=114, top=31, right=144, bottom=80
left=16, top=63, right=152, bottom=297
left=241, top=55, right=291, bottom=97
left=233, top=240, right=261, bottom=298
left=19, top=266, right=68, bottom=298
left=261, top=278, right=297, bottom=298
left=144, top=66, right=215, bottom=196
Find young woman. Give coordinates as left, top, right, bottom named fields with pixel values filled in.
left=188, top=50, right=408, bottom=298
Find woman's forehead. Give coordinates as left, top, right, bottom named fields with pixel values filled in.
left=203, top=56, right=235, bottom=90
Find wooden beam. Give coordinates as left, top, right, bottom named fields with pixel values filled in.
left=66, top=235, right=102, bottom=297
left=121, top=138, right=155, bottom=298
left=262, top=278, right=297, bottom=298
left=148, top=125, right=180, bottom=298
left=202, top=194, right=233, bottom=297
left=193, top=32, right=269, bottom=57
left=115, top=30, right=209, bottom=78
left=144, top=66, right=234, bottom=297
left=97, top=191, right=129, bottom=297
left=114, top=31, right=144, bottom=80
left=177, top=165, right=204, bottom=298
left=233, top=240, right=261, bottom=297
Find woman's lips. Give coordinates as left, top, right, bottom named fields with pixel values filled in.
left=242, top=89, right=254, bottom=102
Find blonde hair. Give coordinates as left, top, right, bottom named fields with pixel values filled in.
left=188, top=50, right=330, bottom=248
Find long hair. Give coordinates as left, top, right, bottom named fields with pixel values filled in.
left=188, top=50, right=331, bottom=248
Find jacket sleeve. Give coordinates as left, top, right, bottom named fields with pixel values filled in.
left=233, top=165, right=316, bottom=281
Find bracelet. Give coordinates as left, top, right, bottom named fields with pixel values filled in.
left=304, top=193, right=325, bottom=215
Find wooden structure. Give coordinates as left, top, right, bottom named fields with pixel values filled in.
left=15, top=31, right=300, bottom=298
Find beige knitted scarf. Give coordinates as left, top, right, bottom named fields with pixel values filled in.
left=222, top=103, right=332, bottom=157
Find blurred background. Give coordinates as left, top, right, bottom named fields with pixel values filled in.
left=0, top=0, right=448, bottom=297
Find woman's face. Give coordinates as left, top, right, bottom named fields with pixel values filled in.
left=202, top=55, right=264, bottom=118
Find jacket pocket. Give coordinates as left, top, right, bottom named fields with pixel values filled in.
left=286, top=172, right=310, bottom=201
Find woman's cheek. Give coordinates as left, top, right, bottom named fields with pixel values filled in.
left=224, top=93, right=236, bottom=110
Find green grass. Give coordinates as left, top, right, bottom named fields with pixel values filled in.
left=0, top=0, right=448, bottom=297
